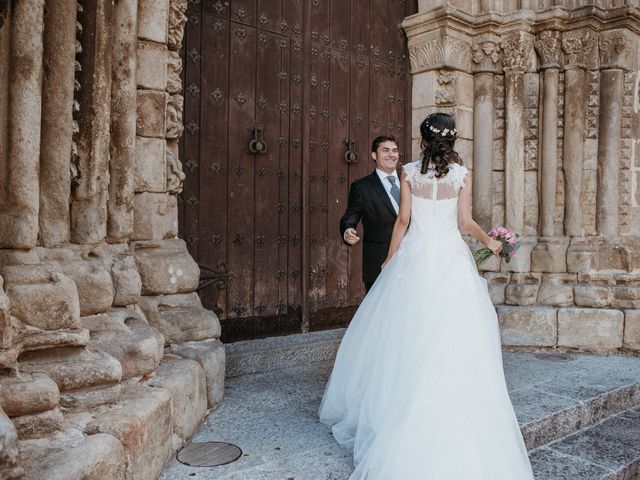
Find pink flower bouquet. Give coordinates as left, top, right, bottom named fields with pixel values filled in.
left=473, top=226, right=521, bottom=267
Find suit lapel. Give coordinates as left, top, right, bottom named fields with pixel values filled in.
left=368, top=171, right=397, bottom=218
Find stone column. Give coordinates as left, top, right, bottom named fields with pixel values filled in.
left=0, top=3, right=10, bottom=218
left=71, top=0, right=114, bottom=244
left=561, top=29, right=595, bottom=237
left=39, top=0, right=77, bottom=246
left=471, top=39, right=501, bottom=231
left=534, top=31, right=562, bottom=237
left=0, top=1, right=45, bottom=249
left=108, top=0, right=138, bottom=242
left=500, top=31, right=534, bottom=233
left=596, top=30, right=634, bottom=236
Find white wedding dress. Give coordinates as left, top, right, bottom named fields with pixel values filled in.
left=319, top=161, right=534, bottom=480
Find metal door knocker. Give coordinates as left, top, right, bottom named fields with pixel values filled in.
left=344, top=137, right=358, bottom=164
left=249, top=124, right=268, bottom=155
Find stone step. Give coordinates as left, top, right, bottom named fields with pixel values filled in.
left=225, top=329, right=344, bottom=378
left=530, top=405, right=640, bottom=479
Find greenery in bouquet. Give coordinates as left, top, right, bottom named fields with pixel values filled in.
left=473, top=227, right=521, bottom=267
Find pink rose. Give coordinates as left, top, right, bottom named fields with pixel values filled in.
left=508, top=236, right=517, bottom=245
left=508, top=250, right=517, bottom=258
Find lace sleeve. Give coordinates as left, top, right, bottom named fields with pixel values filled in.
left=402, top=161, right=421, bottom=187
left=452, top=164, right=469, bottom=193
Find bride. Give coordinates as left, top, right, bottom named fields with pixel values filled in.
left=319, top=113, right=534, bottom=479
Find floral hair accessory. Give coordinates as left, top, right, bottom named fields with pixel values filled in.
left=428, top=124, right=457, bottom=137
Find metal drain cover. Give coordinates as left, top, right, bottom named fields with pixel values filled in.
left=177, top=442, right=243, bottom=467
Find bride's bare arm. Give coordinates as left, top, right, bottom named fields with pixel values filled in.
left=458, top=172, right=502, bottom=255
left=383, top=170, right=412, bottom=267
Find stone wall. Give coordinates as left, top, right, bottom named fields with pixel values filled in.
left=0, top=1, right=223, bottom=479
left=404, top=1, right=640, bottom=354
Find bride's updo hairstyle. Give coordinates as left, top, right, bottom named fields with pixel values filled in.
left=419, top=112, right=461, bottom=178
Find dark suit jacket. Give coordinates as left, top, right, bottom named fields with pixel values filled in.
left=340, top=171, right=398, bottom=284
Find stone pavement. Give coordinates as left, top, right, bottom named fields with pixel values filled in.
left=160, top=346, right=640, bottom=480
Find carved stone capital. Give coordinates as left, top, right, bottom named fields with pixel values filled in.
left=534, top=31, right=562, bottom=70
left=168, top=0, right=188, bottom=51
left=599, top=29, right=638, bottom=71
left=408, top=34, right=472, bottom=74
left=500, top=31, right=534, bottom=74
left=562, top=29, right=596, bottom=70
left=472, top=40, right=502, bottom=73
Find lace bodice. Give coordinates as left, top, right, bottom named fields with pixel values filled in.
left=401, top=161, right=469, bottom=242
left=402, top=160, right=468, bottom=200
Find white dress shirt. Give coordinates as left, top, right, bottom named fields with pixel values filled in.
left=376, top=169, right=400, bottom=214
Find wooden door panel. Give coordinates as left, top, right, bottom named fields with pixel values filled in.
left=229, top=0, right=257, bottom=26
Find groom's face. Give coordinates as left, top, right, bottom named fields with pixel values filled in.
left=372, top=141, right=399, bottom=174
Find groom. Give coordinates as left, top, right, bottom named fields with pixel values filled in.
left=340, top=135, right=400, bottom=293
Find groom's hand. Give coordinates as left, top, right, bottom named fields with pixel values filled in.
left=343, top=228, right=360, bottom=245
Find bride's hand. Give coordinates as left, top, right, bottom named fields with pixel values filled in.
left=487, top=239, right=503, bottom=257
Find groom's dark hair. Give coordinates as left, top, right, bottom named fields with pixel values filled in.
left=371, top=135, right=397, bottom=153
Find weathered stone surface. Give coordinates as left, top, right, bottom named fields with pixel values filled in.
left=505, top=272, right=542, bottom=306
left=133, top=239, right=199, bottom=294
left=623, top=309, right=640, bottom=350
left=110, top=255, right=142, bottom=306
left=0, top=282, right=13, bottom=349
left=88, top=309, right=164, bottom=379
left=503, top=236, right=537, bottom=272
left=86, top=383, right=172, bottom=480
left=133, top=192, right=178, bottom=240
left=3, top=266, right=80, bottom=330
left=137, top=89, right=167, bottom=138
left=0, top=249, right=40, bottom=269
left=0, top=407, right=23, bottom=480
left=60, top=383, right=122, bottom=411
left=537, top=273, right=576, bottom=307
left=610, top=286, right=640, bottom=309
left=574, top=285, right=611, bottom=307
left=483, top=272, right=510, bottom=304
left=0, top=344, right=21, bottom=371
left=138, top=293, right=221, bottom=344
left=135, top=136, right=166, bottom=192
left=168, top=0, right=188, bottom=50
left=19, top=432, right=126, bottom=480
left=59, top=262, right=114, bottom=315
left=19, top=347, right=122, bottom=392
left=0, top=372, right=59, bottom=417
left=558, top=308, right=624, bottom=350
left=167, top=339, right=225, bottom=408
left=531, top=237, right=570, bottom=273
left=136, top=40, right=167, bottom=91
left=12, top=407, right=63, bottom=439
left=147, top=357, right=207, bottom=447
left=137, top=0, right=168, bottom=44
left=165, top=94, right=183, bottom=139
left=20, top=328, right=90, bottom=351
left=166, top=51, right=182, bottom=95
left=567, top=237, right=640, bottom=274
left=497, top=306, right=557, bottom=346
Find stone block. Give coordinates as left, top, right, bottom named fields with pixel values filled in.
left=0, top=372, right=59, bottom=417
left=531, top=237, right=570, bottom=273
left=12, top=407, right=63, bottom=439
left=537, top=274, right=576, bottom=307
left=567, top=237, right=640, bottom=274
left=483, top=272, right=510, bottom=304
left=3, top=266, right=80, bottom=330
left=136, top=90, right=167, bottom=138
left=167, top=339, right=225, bottom=408
left=88, top=309, right=164, bottom=379
left=624, top=309, right=640, bottom=350
left=110, top=255, right=142, bottom=306
left=138, top=293, right=221, bottom=344
left=19, top=432, right=126, bottom=480
left=0, top=407, right=22, bottom=480
left=0, top=344, right=21, bottom=371
left=19, top=347, right=122, bottom=392
left=60, top=383, right=122, bottom=411
left=59, top=262, right=114, bottom=316
left=133, top=239, right=199, bottom=294
left=133, top=192, right=178, bottom=240
left=137, top=0, right=168, bottom=44
left=558, top=308, right=624, bottom=350
left=574, top=285, right=611, bottom=307
left=136, top=40, right=167, bottom=90
left=496, top=306, right=557, bottom=347
left=20, top=328, right=90, bottom=352
left=147, top=357, right=207, bottom=447
left=505, top=272, right=542, bottom=306
left=0, top=284, right=12, bottom=349
left=135, top=136, right=166, bottom=192
left=86, top=383, right=172, bottom=480
left=503, top=236, right=537, bottom=272
left=610, top=286, right=640, bottom=309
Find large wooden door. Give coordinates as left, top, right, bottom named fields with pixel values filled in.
left=180, top=0, right=416, bottom=342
